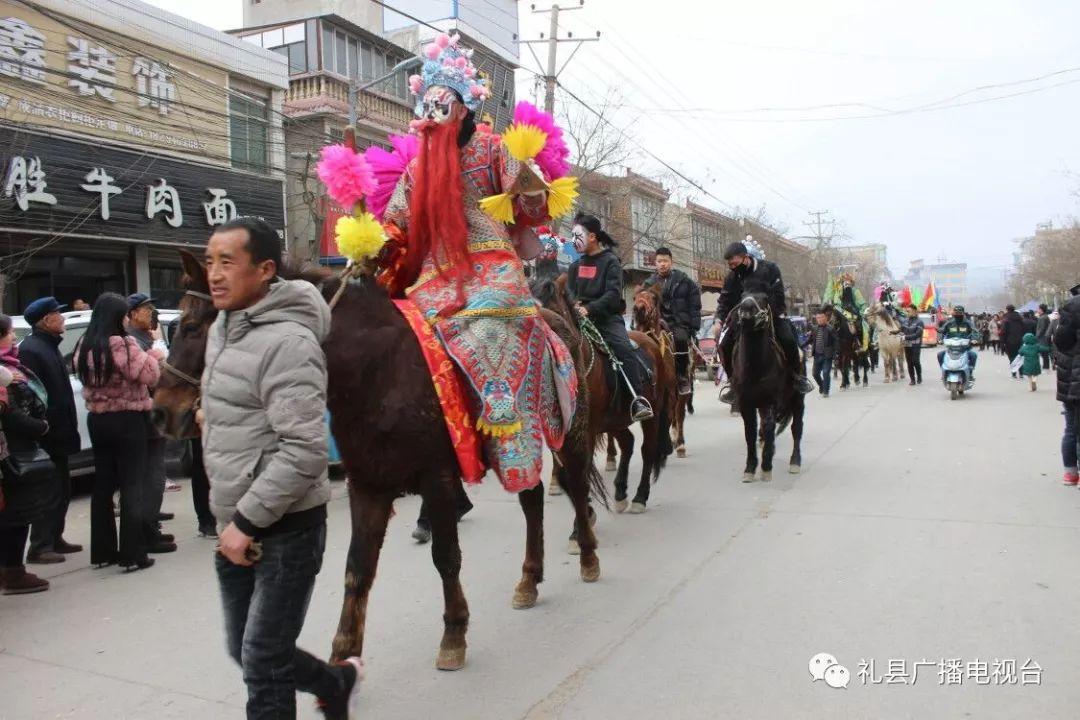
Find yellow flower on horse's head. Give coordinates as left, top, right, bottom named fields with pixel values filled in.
left=335, top=212, right=386, bottom=262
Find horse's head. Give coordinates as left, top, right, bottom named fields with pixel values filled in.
left=530, top=273, right=578, bottom=331
left=151, top=249, right=216, bottom=440
left=632, top=284, right=662, bottom=332
left=736, top=293, right=772, bottom=330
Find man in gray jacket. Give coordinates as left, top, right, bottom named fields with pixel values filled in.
left=201, top=217, right=360, bottom=719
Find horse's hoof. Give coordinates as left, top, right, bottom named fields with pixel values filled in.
left=580, top=557, right=601, bottom=583
left=676, top=446, right=686, bottom=458
left=411, top=526, right=432, bottom=544
left=628, top=502, right=646, bottom=514
left=548, top=482, right=563, bottom=496
left=436, top=646, right=466, bottom=671
left=742, top=473, right=756, bottom=483
left=512, top=587, right=539, bottom=610
left=605, top=459, right=617, bottom=472
left=761, top=471, right=773, bottom=482
left=567, top=539, right=581, bottom=555
left=615, top=499, right=629, bottom=513
left=789, top=465, right=801, bottom=475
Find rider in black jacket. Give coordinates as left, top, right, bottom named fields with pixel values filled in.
left=643, top=247, right=701, bottom=396
left=715, top=241, right=814, bottom=403
left=567, top=214, right=653, bottom=422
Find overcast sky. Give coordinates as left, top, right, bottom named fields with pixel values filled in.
left=148, top=0, right=1080, bottom=277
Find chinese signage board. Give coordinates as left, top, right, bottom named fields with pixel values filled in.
left=0, top=3, right=229, bottom=162
left=0, top=126, right=284, bottom=246
left=697, top=260, right=726, bottom=289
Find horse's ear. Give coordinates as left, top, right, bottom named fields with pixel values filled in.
left=178, top=249, right=208, bottom=291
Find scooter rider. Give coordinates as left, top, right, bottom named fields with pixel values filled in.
left=717, top=240, right=815, bottom=403
left=938, top=305, right=980, bottom=380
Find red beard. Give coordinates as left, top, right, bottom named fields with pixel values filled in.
left=404, top=119, right=472, bottom=291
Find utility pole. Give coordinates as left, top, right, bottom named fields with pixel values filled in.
left=804, top=210, right=834, bottom=251
left=516, top=1, right=600, bottom=114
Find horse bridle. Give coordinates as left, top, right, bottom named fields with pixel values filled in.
left=161, top=289, right=212, bottom=390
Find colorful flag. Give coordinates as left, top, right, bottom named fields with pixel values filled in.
left=921, top=282, right=937, bottom=311
left=899, top=286, right=912, bottom=307
left=911, top=286, right=923, bottom=309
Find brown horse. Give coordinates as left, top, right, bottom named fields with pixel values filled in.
left=152, top=250, right=605, bottom=676
left=533, top=276, right=674, bottom=514
left=631, top=284, right=688, bottom=458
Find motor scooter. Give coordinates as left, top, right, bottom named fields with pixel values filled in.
left=941, top=336, right=974, bottom=400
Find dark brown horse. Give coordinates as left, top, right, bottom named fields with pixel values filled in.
left=832, top=311, right=871, bottom=389
left=152, top=250, right=605, bottom=676
left=631, top=284, right=689, bottom=458
left=728, top=293, right=804, bottom=482
left=533, top=276, right=674, bottom=514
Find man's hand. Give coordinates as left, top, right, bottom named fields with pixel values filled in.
left=576, top=304, right=588, bottom=318
left=195, top=408, right=204, bottom=430
left=150, top=325, right=164, bottom=342
left=217, top=522, right=254, bottom=566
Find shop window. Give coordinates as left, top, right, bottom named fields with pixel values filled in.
left=230, top=95, right=269, bottom=173
left=150, top=266, right=183, bottom=310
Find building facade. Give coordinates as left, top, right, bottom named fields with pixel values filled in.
left=904, top=258, right=968, bottom=307
left=236, top=0, right=519, bottom=263
left=0, top=0, right=288, bottom=311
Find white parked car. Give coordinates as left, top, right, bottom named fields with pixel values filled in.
left=13, top=309, right=182, bottom=477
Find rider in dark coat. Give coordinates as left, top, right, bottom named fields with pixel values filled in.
left=567, top=214, right=653, bottom=422
left=643, top=246, right=702, bottom=396
left=716, top=241, right=814, bottom=403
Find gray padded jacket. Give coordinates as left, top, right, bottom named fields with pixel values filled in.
left=202, top=279, right=332, bottom=536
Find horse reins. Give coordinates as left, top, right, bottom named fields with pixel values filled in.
left=161, top=289, right=212, bottom=392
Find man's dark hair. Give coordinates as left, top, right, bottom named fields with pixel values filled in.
left=655, top=246, right=672, bottom=258
left=215, top=217, right=282, bottom=273
left=1039, top=303, right=1049, bottom=313
left=1006, top=304, right=1015, bottom=312
left=574, top=213, right=616, bottom=248
left=723, top=242, right=749, bottom=260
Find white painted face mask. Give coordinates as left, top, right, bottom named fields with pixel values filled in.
left=421, top=86, right=458, bottom=125
left=571, top=224, right=587, bottom=253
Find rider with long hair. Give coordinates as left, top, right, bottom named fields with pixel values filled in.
left=75, top=292, right=166, bottom=572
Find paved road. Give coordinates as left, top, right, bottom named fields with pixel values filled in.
left=3, top=350, right=1079, bottom=719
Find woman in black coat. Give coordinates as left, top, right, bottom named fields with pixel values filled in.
left=566, top=214, right=653, bottom=422
left=0, top=314, right=54, bottom=595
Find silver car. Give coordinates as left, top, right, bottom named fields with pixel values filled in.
left=13, top=309, right=182, bottom=477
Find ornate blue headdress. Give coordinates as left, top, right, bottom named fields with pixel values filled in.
left=408, top=33, right=491, bottom=115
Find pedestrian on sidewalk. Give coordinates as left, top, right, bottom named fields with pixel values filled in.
left=1036, top=304, right=1052, bottom=371
left=75, top=293, right=167, bottom=572
left=989, top=314, right=1001, bottom=354
left=201, top=217, right=361, bottom=718
left=1017, top=333, right=1046, bottom=391
left=0, top=314, right=57, bottom=595
left=1054, top=283, right=1080, bottom=486
left=126, top=294, right=177, bottom=544
left=901, top=305, right=924, bottom=385
left=19, top=297, right=82, bottom=563
left=809, top=310, right=837, bottom=398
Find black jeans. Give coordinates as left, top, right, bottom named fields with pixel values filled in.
left=597, top=315, right=647, bottom=396
left=0, top=524, right=30, bottom=568
left=673, top=327, right=691, bottom=380
left=28, top=450, right=71, bottom=555
left=189, top=440, right=214, bottom=528
left=89, top=411, right=150, bottom=566
left=1063, top=401, right=1079, bottom=472
left=812, top=356, right=833, bottom=394
left=904, top=346, right=923, bottom=382
left=216, top=522, right=350, bottom=719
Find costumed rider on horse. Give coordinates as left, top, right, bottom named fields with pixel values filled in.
left=717, top=238, right=816, bottom=404
left=359, top=33, right=580, bottom=492
left=937, top=305, right=980, bottom=380
left=643, top=246, right=702, bottom=397
left=879, top=278, right=902, bottom=320
left=566, top=214, right=655, bottom=422
left=833, top=272, right=870, bottom=354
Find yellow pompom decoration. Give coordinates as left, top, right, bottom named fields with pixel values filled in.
left=501, top=123, right=548, bottom=162
left=546, top=176, right=579, bottom=219
left=478, top=192, right=516, bottom=223
left=335, top=212, right=386, bottom=262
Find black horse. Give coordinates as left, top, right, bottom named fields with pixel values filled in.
left=729, top=294, right=805, bottom=482
left=832, top=312, right=871, bottom=389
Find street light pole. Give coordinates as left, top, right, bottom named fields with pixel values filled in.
left=348, top=56, right=424, bottom=127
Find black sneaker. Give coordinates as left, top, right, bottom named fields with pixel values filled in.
left=631, top=398, right=654, bottom=422
left=411, top=524, right=432, bottom=544
left=147, top=541, right=177, bottom=554
left=317, top=657, right=363, bottom=720
left=198, top=523, right=218, bottom=538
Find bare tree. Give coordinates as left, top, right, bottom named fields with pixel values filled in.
left=1011, top=221, right=1080, bottom=305
left=558, top=87, right=637, bottom=183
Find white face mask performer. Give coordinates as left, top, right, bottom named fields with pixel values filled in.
left=421, top=85, right=462, bottom=125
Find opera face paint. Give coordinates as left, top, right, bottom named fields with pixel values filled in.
left=422, top=86, right=459, bottom=124
left=571, top=224, right=587, bottom=254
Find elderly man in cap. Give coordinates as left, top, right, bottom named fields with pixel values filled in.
left=20, top=297, right=82, bottom=564
left=127, top=293, right=177, bottom=551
